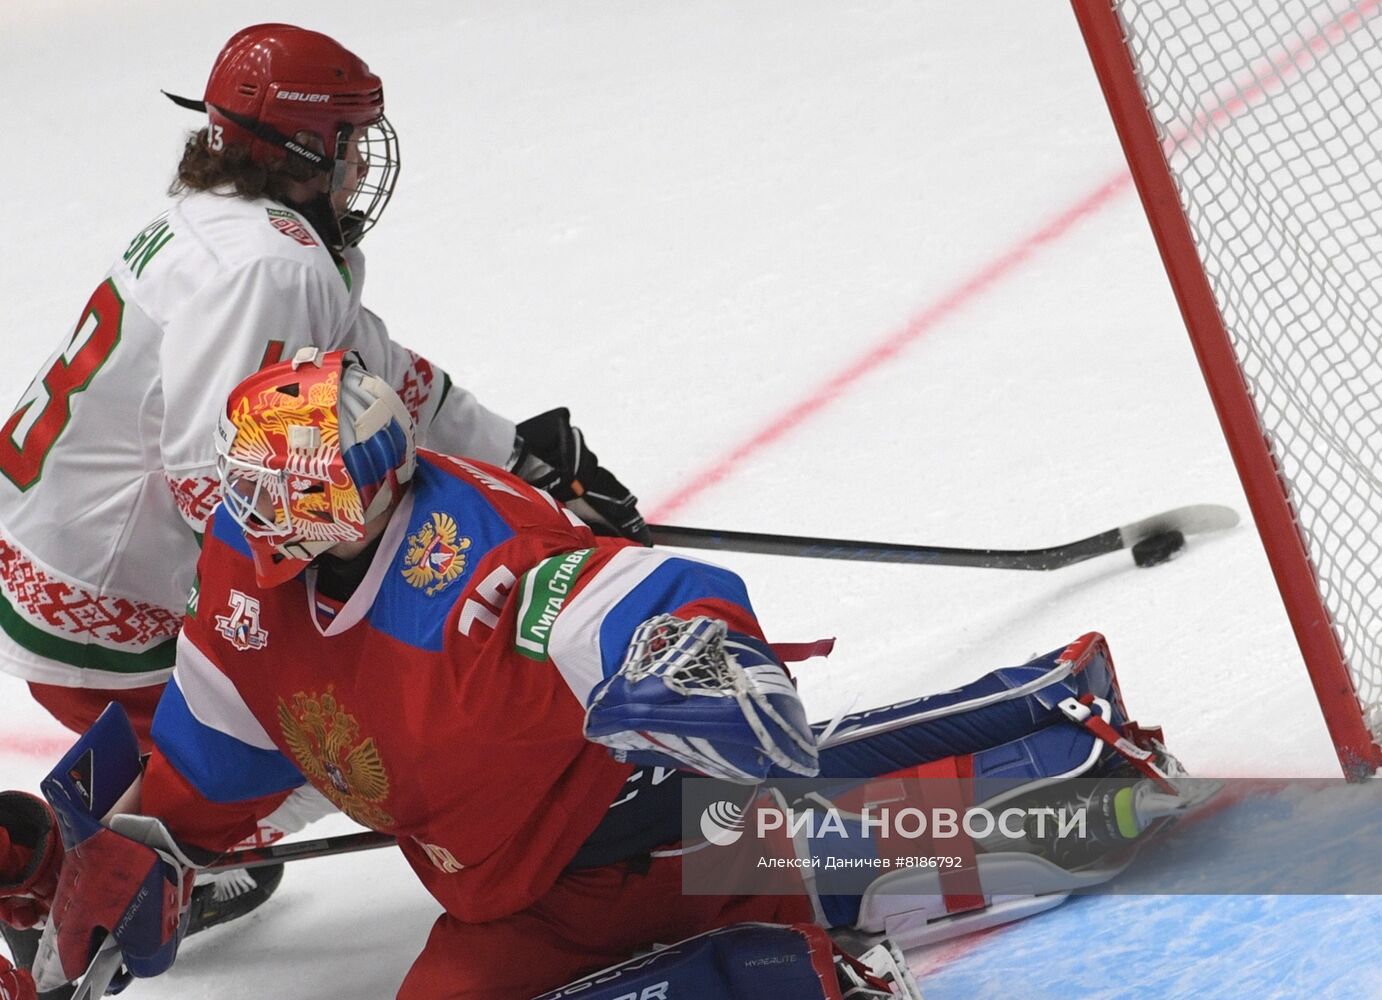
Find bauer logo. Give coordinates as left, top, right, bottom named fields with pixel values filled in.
left=276, top=91, right=330, bottom=102
left=700, top=799, right=747, bottom=846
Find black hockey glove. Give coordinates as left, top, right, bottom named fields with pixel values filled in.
left=513, top=408, right=651, bottom=545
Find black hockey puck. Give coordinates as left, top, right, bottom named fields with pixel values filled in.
left=1132, top=529, right=1185, bottom=568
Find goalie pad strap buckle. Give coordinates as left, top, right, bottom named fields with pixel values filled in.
left=1059, top=696, right=1177, bottom=793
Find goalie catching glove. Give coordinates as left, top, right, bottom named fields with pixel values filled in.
left=512, top=407, right=651, bottom=544
left=584, top=615, right=819, bottom=784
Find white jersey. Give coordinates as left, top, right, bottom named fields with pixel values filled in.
left=0, top=190, right=516, bottom=689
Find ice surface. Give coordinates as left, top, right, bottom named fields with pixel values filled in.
left=0, top=1, right=1377, bottom=997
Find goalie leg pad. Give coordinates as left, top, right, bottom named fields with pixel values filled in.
left=817, top=632, right=1127, bottom=777
left=773, top=637, right=1181, bottom=950
left=792, top=723, right=1111, bottom=933
left=532, top=923, right=919, bottom=1000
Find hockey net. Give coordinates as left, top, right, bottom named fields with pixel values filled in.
left=1072, top=0, right=1382, bottom=776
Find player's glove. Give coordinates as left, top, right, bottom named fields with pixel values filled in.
left=584, top=615, right=820, bottom=785
left=0, top=793, right=62, bottom=931
left=512, top=408, right=651, bottom=544
left=0, top=957, right=34, bottom=1000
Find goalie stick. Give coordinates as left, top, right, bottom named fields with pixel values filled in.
left=64, top=835, right=397, bottom=998
left=204, top=830, right=396, bottom=873
left=648, top=503, right=1239, bottom=571
left=204, top=771, right=1226, bottom=875
left=69, top=939, right=121, bottom=1000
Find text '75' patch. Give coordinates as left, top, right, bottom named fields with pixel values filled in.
left=215, top=590, right=269, bottom=651
left=514, top=549, right=595, bottom=661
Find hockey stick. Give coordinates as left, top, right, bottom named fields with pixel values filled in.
left=51, top=834, right=401, bottom=997
left=205, top=776, right=1229, bottom=874
left=191, top=509, right=1240, bottom=883
left=648, top=503, right=1239, bottom=571
left=207, top=829, right=397, bottom=872
left=70, top=938, right=122, bottom=1000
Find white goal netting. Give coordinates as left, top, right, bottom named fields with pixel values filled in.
left=1111, top=0, right=1382, bottom=741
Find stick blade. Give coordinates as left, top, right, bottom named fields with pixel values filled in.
left=68, top=938, right=122, bottom=1000
left=1119, top=504, right=1240, bottom=545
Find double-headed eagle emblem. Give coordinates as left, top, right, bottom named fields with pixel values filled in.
left=278, top=688, right=393, bottom=830
left=402, top=512, right=471, bottom=595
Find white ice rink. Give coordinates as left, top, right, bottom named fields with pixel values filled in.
left=1, top=1, right=1379, bottom=997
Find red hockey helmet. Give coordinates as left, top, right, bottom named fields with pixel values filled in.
left=166, top=24, right=399, bottom=245
left=216, top=348, right=416, bottom=587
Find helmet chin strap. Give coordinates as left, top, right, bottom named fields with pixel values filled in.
left=164, top=91, right=358, bottom=256
left=363, top=476, right=401, bottom=522
left=286, top=125, right=356, bottom=256
left=284, top=191, right=350, bottom=259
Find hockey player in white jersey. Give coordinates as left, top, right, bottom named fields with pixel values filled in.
left=0, top=22, right=647, bottom=989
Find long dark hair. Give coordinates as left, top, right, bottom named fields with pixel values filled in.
left=169, top=128, right=314, bottom=201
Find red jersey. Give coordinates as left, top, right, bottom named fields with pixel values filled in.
left=142, top=451, right=765, bottom=922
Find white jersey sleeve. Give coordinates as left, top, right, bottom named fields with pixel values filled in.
left=345, top=305, right=518, bottom=469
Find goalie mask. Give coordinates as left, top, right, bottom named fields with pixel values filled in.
left=165, top=23, right=400, bottom=248
left=216, top=348, right=416, bottom=587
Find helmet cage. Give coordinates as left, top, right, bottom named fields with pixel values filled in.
left=215, top=419, right=369, bottom=554
left=217, top=452, right=365, bottom=548
left=165, top=90, right=400, bottom=248
left=214, top=348, right=415, bottom=586
left=336, top=115, right=399, bottom=246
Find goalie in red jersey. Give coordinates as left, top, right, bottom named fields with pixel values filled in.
left=0, top=349, right=1184, bottom=1000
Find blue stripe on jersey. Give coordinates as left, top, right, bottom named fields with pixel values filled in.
left=595, top=558, right=755, bottom=677
left=209, top=503, right=255, bottom=561
left=152, top=676, right=304, bottom=803
left=369, top=458, right=516, bottom=651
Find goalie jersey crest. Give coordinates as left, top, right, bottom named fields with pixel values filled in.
left=402, top=511, right=471, bottom=595
left=277, top=687, right=394, bottom=829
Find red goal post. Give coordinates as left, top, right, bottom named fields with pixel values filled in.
left=1071, top=0, right=1382, bottom=778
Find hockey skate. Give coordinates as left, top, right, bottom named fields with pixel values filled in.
left=185, top=863, right=285, bottom=936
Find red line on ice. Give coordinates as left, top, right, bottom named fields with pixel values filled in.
left=0, top=735, right=76, bottom=759
left=644, top=0, right=1382, bottom=983
left=648, top=0, right=1382, bottom=523
left=647, top=172, right=1132, bottom=520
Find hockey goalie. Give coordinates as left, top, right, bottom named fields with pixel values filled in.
left=0, top=350, right=1189, bottom=999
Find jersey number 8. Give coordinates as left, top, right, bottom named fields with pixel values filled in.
left=0, top=279, right=124, bottom=491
